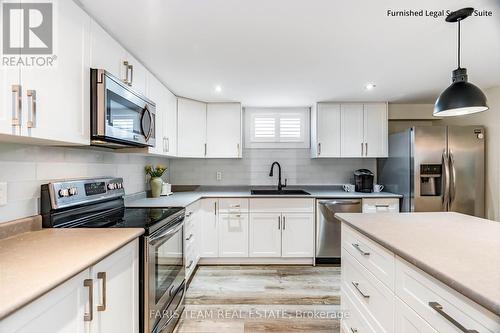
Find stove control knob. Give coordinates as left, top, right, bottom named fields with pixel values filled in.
left=68, top=187, right=78, bottom=196
left=107, top=183, right=115, bottom=190
left=117, top=183, right=122, bottom=189
left=58, top=189, right=69, bottom=197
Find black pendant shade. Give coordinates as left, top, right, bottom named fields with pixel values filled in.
left=434, top=8, right=489, bottom=117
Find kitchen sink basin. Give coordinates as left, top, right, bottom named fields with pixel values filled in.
left=251, top=189, right=310, bottom=195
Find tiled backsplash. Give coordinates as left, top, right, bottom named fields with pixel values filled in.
left=0, top=143, right=170, bottom=223
left=170, top=149, right=376, bottom=186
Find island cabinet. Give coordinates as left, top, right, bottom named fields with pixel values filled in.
left=340, top=224, right=500, bottom=333
left=0, top=240, right=139, bottom=333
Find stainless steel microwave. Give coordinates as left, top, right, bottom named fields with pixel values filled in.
left=91, top=69, right=156, bottom=148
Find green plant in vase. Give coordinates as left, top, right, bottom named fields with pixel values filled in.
left=145, top=165, right=167, bottom=198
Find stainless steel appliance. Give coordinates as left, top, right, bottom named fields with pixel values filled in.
left=378, top=126, right=485, bottom=217
left=40, top=177, right=185, bottom=333
left=316, top=199, right=362, bottom=264
left=91, top=69, right=156, bottom=148
left=354, top=169, right=374, bottom=193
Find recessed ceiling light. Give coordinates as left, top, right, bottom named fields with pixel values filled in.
left=365, top=83, right=376, bottom=90
left=214, top=85, right=222, bottom=93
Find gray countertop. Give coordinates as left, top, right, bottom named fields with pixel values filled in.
left=336, top=212, right=500, bottom=317
left=125, top=185, right=401, bottom=208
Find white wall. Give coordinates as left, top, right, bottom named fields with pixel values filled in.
left=170, top=148, right=376, bottom=186
left=437, top=85, right=500, bottom=221
left=0, top=143, right=170, bottom=223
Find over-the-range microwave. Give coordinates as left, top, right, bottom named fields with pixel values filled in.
left=91, top=68, right=156, bottom=148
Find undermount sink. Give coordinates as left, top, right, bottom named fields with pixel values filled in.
left=251, top=189, right=310, bottom=195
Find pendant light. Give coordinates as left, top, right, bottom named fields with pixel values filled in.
left=434, top=7, right=489, bottom=117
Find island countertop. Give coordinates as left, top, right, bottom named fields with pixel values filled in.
left=335, top=212, right=500, bottom=317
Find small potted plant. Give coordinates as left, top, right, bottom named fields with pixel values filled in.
left=145, top=165, right=167, bottom=198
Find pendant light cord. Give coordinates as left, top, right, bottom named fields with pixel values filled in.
left=457, top=19, right=461, bottom=68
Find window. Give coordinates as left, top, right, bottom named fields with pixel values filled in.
left=245, top=107, right=310, bottom=148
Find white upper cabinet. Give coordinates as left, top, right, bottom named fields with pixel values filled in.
left=206, top=103, right=242, bottom=158
left=164, top=89, right=178, bottom=156
left=363, top=103, right=388, bottom=157
left=90, top=20, right=126, bottom=80
left=123, top=52, right=148, bottom=96
left=177, top=98, right=207, bottom=158
left=313, top=103, right=341, bottom=157
left=341, top=103, right=365, bottom=157
left=313, top=102, right=388, bottom=158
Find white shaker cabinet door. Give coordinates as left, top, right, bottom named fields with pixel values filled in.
left=0, top=269, right=90, bottom=333
left=90, top=240, right=139, bottom=333
left=281, top=213, right=314, bottom=257
left=124, top=52, right=148, bottom=97
left=218, top=213, right=249, bottom=257
left=177, top=98, right=207, bottom=157
left=90, top=19, right=126, bottom=80
left=163, top=88, right=178, bottom=157
left=364, top=103, right=388, bottom=157
left=340, top=103, right=364, bottom=157
left=249, top=213, right=282, bottom=257
left=19, top=0, right=90, bottom=144
left=206, top=103, right=241, bottom=158
left=395, top=298, right=438, bottom=333
left=147, top=74, right=165, bottom=155
left=316, top=103, right=341, bottom=157
left=200, top=198, right=219, bottom=257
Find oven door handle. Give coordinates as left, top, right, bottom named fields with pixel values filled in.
left=149, top=220, right=184, bottom=244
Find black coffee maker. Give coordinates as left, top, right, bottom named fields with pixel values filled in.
left=354, top=169, right=374, bottom=193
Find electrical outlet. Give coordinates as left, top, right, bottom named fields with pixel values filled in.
left=0, top=182, right=7, bottom=206
left=216, top=171, right=222, bottom=181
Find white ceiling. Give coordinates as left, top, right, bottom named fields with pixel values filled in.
left=79, top=0, right=500, bottom=106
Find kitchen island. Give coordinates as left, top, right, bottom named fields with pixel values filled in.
left=336, top=212, right=500, bottom=333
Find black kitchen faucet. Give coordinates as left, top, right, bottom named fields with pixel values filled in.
left=269, top=161, right=287, bottom=191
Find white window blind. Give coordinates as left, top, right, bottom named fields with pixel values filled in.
left=245, top=107, right=310, bottom=149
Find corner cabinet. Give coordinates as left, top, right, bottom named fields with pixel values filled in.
left=177, top=99, right=242, bottom=158
left=311, top=102, right=388, bottom=158
left=0, top=240, right=139, bottom=333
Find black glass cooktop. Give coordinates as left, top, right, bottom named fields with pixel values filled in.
left=72, top=207, right=184, bottom=235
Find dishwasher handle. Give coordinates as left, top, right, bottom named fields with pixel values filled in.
left=321, top=200, right=361, bottom=206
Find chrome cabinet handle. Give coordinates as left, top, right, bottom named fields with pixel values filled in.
left=237, top=143, right=240, bottom=156
left=214, top=202, right=217, bottom=216
left=204, top=143, right=207, bottom=156
left=229, top=204, right=240, bottom=208
left=186, top=233, right=193, bottom=241
left=128, top=64, right=134, bottom=85
left=166, top=137, right=170, bottom=152
left=361, top=142, right=364, bottom=156
left=97, top=272, right=107, bottom=311
left=186, top=212, right=193, bottom=218
left=352, top=243, right=370, bottom=256
left=365, top=143, right=368, bottom=156
left=282, top=216, right=286, bottom=230
left=428, top=302, right=478, bottom=333
left=123, top=61, right=130, bottom=84
left=350, top=328, right=358, bottom=333
left=352, top=281, right=370, bottom=299
left=186, top=260, right=194, bottom=269
left=278, top=216, right=281, bottom=229
left=27, top=90, right=36, bottom=130
left=318, top=143, right=321, bottom=155
left=84, top=279, right=93, bottom=321
left=11, top=85, right=22, bottom=133
left=163, top=137, right=167, bottom=152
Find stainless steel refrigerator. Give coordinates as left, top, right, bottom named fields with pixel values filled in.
left=377, top=126, right=485, bottom=217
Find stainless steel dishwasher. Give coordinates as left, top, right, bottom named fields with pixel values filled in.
left=316, top=199, right=362, bottom=264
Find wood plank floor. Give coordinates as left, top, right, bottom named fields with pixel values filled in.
left=174, top=266, right=341, bottom=333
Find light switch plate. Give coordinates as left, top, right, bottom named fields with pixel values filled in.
left=216, top=171, right=222, bottom=181
left=0, top=182, right=7, bottom=206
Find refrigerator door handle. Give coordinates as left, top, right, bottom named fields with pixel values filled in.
left=449, top=151, right=457, bottom=207
left=442, top=150, right=450, bottom=211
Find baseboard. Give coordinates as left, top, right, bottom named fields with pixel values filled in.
left=198, top=257, right=314, bottom=265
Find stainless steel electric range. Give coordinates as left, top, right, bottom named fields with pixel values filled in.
left=40, top=177, right=185, bottom=333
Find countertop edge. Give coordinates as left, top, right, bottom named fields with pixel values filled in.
left=337, top=216, right=500, bottom=317
left=0, top=228, right=144, bottom=320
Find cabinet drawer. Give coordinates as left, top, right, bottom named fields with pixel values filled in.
left=218, top=198, right=249, bottom=213
left=362, top=198, right=399, bottom=213
left=395, top=298, right=438, bottom=333
left=341, top=288, right=377, bottom=333
left=342, top=224, right=395, bottom=289
left=249, top=198, right=314, bottom=213
left=342, top=248, right=394, bottom=333
left=395, top=257, right=500, bottom=333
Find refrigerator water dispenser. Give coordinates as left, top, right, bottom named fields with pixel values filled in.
left=420, top=164, right=442, bottom=196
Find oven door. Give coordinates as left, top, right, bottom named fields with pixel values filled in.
left=91, top=69, right=156, bottom=147
left=147, top=219, right=185, bottom=332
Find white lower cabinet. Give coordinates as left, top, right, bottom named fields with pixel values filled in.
left=249, top=213, right=282, bottom=257
left=341, top=223, right=500, bottom=333
left=0, top=240, right=139, bottom=333
left=281, top=213, right=314, bottom=257
left=200, top=198, right=219, bottom=258
left=362, top=198, right=400, bottom=213
left=219, top=213, right=249, bottom=257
